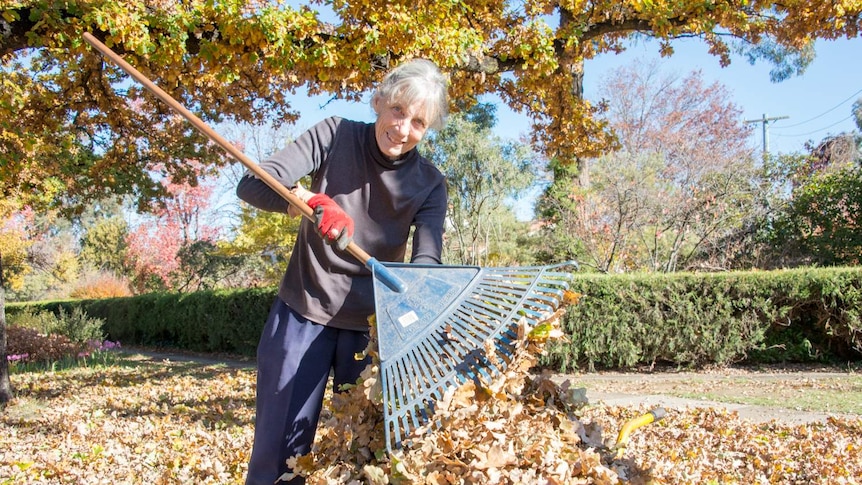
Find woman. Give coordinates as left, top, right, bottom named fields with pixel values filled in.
left=236, top=59, right=449, bottom=485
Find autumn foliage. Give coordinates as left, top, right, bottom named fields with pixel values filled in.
left=3, top=0, right=861, bottom=205
left=68, top=271, right=133, bottom=300
left=124, top=162, right=221, bottom=292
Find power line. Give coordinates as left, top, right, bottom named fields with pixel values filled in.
left=773, top=114, right=855, bottom=138
left=778, top=87, right=862, bottom=129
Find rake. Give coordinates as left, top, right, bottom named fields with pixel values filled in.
left=372, top=262, right=576, bottom=451
left=82, top=32, right=578, bottom=453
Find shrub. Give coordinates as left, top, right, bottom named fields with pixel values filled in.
left=6, top=326, right=83, bottom=363
left=69, top=271, right=133, bottom=299
left=6, top=307, right=57, bottom=335
left=53, top=306, right=106, bottom=343
left=7, top=306, right=105, bottom=344
left=12, top=267, right=857, bottom=368
left=541, top=267, right=862, bottom=371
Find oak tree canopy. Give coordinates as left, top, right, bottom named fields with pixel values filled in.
left=1, top=0, right=860, bottom=208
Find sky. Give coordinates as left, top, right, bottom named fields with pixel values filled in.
left=285, top=35, right=862, bottom=157
left=577, top=35, right=862, bottom=156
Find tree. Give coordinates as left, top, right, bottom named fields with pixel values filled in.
left=424, top=103, right=538, bottom=266
left=214, top=121, right=302, bottom=286
left=770, top=166, right=862, bottom=266
left=853, top=98, right=862, bottom=132
left=0, top=207, right=34, bottom=294
left=761, top=131, right=862, bottom=267
left=125, top=161, right=221, bottom=292
left=219, top=206, right=300, bottom=286
left=0, top=204, right=91, bottom=303
left=709, top=131, right=862, bottom=270
left=172, top=240, right=254, bottom=292
left=79, top=213, right=131, bottom=276
left=538, top=61, right=757, bottom=272
left=0, top=204, right=35, bottom=405
left=0, top=252, right=7, bottom=408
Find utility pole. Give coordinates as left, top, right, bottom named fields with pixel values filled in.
left=744, top=113, right=789, bottom=158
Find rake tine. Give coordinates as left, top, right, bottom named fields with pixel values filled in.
left=374, top=261, right=579, bottom=452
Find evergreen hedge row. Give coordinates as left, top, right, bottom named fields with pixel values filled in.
left=542, top=266, right=862, bottom=371
left=7, top=267, right=861, bottom=369
left=7, top=287, right=277, bottom=357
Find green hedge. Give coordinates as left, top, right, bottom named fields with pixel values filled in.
left=541, top=267, right=862, bottom=371
left=6, top=287, right=278, bottom=357
left=6, top=267, right=862, bottom=368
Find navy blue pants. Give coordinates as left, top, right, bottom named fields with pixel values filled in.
left=245, top=298, right=371, bottom=485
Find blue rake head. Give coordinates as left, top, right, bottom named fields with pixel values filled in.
left=371, top=261, right=578, bottom=453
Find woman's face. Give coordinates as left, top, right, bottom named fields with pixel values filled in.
left=373, top=97, right=429, bottom=160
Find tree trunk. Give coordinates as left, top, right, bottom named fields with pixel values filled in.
left=571, top=64, right=590, bottom=189
left=0, top=252, right=13, bottom=407
left=559, top=8, right=590, bottom=189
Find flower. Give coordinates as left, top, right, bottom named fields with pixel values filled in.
left=86, top=339, right=122, bottom=352
left=101, top=340, right=122, bottom=350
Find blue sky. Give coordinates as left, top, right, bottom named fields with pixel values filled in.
left=287, top=35, right=862, bottom=157
left=581, top=35, right=861, bottom=156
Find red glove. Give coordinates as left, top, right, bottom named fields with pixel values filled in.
left=307, top=194, right=354, bottom=250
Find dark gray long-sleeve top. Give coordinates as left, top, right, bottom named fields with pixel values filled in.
left=236, top=117, right=448, bottom=331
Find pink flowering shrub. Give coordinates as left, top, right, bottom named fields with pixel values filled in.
left=6, top=326, right=82, bottom=363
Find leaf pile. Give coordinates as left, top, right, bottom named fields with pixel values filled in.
left=298, top=307, right=628, bottom=483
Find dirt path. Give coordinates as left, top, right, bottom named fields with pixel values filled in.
left=554, top=364, right=861, bottom=424
left=123, top=348, right=861, bottom=425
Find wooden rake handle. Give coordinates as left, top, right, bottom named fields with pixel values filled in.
left=82, top=32, right=406, bottom=293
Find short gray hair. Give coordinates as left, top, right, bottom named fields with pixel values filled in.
left=372, top=59, right=449, bottom=130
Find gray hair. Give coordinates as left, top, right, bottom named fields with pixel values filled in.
left=372, top=59, right=449, bottom=130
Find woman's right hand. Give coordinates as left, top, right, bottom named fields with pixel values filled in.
left=307, top=193, right=354, bottom=251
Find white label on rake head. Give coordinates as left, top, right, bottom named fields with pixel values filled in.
left=398, top=310, right=419, bottom=328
